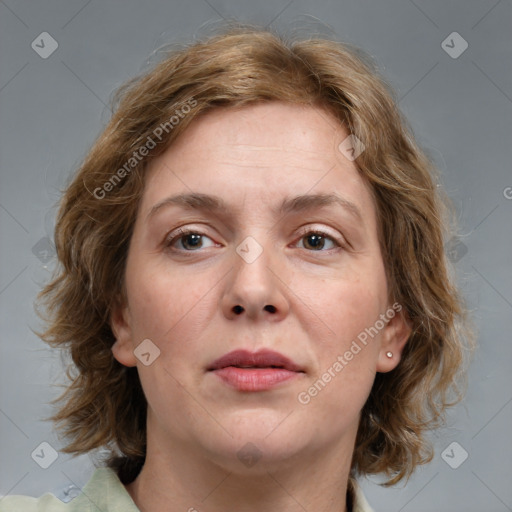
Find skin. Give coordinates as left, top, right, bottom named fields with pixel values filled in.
left=110, top=102, right=411, bottom=512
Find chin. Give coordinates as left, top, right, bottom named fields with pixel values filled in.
left=196, top=418, right=313, bottom=473
left=204, top=437, right=308, bottom=475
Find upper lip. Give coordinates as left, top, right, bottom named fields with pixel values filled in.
left=207, top=349, right=304, bottom=372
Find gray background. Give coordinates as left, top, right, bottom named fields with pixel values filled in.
left=1, top=0, right=511, bottom=510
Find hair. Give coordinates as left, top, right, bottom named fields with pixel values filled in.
left=36, top=21, right=473, bottom=487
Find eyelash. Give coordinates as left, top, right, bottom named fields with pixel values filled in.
left=164, top=227, right=344, bottom=253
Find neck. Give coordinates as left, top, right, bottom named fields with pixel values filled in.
left=124, top=421, right=355, bottom=512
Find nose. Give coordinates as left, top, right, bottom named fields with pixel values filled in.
left=221, top=240, right=290, bottom=322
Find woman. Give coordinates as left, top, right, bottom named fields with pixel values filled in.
left=0, top=23, right=471, bottom=512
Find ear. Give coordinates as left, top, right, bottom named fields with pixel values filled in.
left=376, top=304, right=411, bottom=373
left=110, top=295, right=137, bottom=368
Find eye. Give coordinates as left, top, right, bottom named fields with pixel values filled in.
left=164, top=227, right=343, bottom=252
left=295, top=229, right=341, bottom=251
left=165, top=228, right=216, bottom=251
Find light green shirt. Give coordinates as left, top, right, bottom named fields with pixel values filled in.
left=0, top=467, right=374, bottom=511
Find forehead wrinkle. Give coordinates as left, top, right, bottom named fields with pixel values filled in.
left=212, top=160, right=333, bottom=173
left=192, top=144, right=336, bottom=170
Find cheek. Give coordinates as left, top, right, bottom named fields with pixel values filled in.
left=292, top=269, right=386, bottom=347
left=125, top=257, right=218, bottom=355
left=292, top=272, right=385, bottom=402
left=295, top=282, right=382, bottom=422
left=124, top=262, right=217, bottom=419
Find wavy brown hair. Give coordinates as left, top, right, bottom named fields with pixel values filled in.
left=36, top=22, right=473, bottom=487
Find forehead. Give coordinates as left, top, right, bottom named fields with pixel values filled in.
left=141, top=102, right=376, bottom=224
left=160, top=102, right=344, bottom=168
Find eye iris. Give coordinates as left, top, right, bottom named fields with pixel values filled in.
left=304, top=233, right=325, bottom=250
left=182, top=233, right=202, bottom=250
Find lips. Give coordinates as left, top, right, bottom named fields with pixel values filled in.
left=207, top=349, right=304, bottom=373
left=207, top=349, right=305, bottom=392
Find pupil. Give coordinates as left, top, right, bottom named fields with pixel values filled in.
left=184, top=233, right=202, bottom=249
left=305, top=234, right=324, bottom=250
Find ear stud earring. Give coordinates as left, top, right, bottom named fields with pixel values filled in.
left=386, top=351, right=393, bottom=358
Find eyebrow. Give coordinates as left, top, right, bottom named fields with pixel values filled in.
left=147, top=192, right=363, bottom=222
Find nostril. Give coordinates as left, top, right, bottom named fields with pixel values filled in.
left=233, top=305, right=244, bottom=314
left=264, top=305, right=276, bottom=313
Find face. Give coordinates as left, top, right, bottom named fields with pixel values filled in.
left=111, top=101, right=410, bottom=472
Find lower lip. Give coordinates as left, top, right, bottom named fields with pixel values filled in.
left=210, top=367, right=302, bottom=391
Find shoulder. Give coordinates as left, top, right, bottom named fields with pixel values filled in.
left=0, top=493, right=67, bottom=512
left=0, top=467, right=139, bottom=512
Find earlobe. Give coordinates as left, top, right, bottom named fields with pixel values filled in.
left=376, top=307, right=412, bottom=373
left=110, top=299, right=138, bottom=368
left=111, top=338, right=138, bottom=367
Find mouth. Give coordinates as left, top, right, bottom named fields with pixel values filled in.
left=207, top=349, right=305, bottom=391
left=207, top=349, right=304, bottom=373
